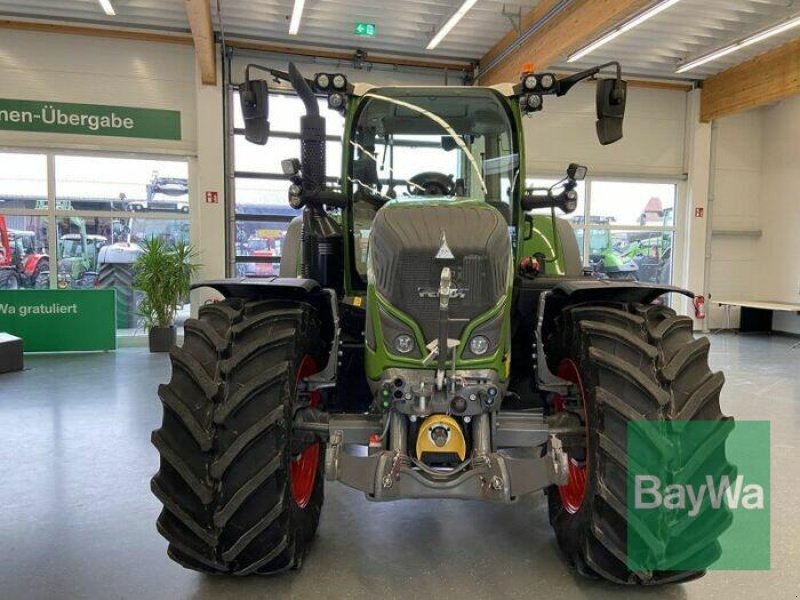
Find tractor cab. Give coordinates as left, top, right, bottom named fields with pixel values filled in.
left=345, top=86, right=518, bottom=279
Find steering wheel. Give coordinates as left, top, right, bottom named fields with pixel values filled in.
left=407, top=171, right=455, bottom=196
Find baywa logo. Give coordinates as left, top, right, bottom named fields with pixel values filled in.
left=626, top=420, right=770, bottom=572
left=634, top=473, right=765, bottom=517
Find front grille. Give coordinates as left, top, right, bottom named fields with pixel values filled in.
left=370, top=202, right=511, bottom=344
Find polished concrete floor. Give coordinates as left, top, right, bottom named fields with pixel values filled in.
left=0, top=334, right=797, bottom=600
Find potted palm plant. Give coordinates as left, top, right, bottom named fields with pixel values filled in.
left=133, top=237, right=200, bottom=352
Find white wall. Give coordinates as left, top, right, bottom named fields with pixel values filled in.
left=523, top=83, right=687, bottom=177
left=758, top=96, right=800, bottom=334
left=705, top=108, right=765, bottom=329
left=0, top=30, right=197, bottom=155
left=703, top=95, right=800, bottom=334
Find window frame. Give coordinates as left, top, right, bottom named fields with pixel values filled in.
left=0, top=147, right=191, bottom=292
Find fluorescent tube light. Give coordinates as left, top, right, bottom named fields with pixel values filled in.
left=676, top=14, right=800, bottom=73
left=427, top=0, right=479, bottom=50
left=567, top=0, right=681, bottom=62
left=98, top=0, right=116, bottom=16
left=289, top=0, right=305, bottom=35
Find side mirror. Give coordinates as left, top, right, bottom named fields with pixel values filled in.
left=239, top=79, right=270, bottom=145
left=595, top=78, right=627, bottom=145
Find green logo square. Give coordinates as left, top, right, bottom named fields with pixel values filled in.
left=626, top=420, right=770, bottom=572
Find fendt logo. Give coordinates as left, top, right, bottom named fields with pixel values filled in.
left=417, top=287, right=469, bottom=299
left=634, top=474, right=765, bottom=517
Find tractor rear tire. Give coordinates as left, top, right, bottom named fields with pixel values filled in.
left=151, top=298, right=325, bottom=574
left=97, top=264, right=137, bottom=328
left=547, top=302, right=733, bottom=585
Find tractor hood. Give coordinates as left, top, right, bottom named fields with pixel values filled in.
left=368, top=199, right=511, bottom=343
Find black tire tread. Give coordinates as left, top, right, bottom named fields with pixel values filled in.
left=97, top=263, right=137, bottom=328
left=549, top=301, right=733, bottom=585
left=151, top=298, right=324, bottom=575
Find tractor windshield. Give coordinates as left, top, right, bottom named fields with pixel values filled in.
left=349, top=87, right=518, bottom=277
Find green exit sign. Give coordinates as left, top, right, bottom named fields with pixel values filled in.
left=354, top=22, right=376, bottom=37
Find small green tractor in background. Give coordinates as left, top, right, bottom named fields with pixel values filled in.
left=152, top=61, right=731, bottom=584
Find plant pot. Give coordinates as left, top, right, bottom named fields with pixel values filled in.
left=149, top=326, right=176, bottom=353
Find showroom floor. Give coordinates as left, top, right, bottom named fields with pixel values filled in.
left=0, top=334, right=797, bottom=600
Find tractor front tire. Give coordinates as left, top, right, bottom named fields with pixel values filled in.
left=547, top=302, right=733, bottom=585
left=151, top=298, right=325, bottom=575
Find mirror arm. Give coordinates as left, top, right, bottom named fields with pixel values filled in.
left=556, top=61, right=621, bottom=97
left=243, top=63, right=317, bottom=90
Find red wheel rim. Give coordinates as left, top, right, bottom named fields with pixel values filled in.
left=290, top=355, right=320, bottom=509
left=552, top=359, right=588, bottom=514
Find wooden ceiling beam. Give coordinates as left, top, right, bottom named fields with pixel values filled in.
left=184, top=0, right=217, bottom=85
left=700, top=38, right=800, bottom=122
left=0, top=19, right=192, bottom=45
left=479, top=0, right=651, bottom=86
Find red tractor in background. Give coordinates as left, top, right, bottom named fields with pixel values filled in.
left=0, top=216, right=49, bottom=289
left=0, top=215, right=14, bottom=289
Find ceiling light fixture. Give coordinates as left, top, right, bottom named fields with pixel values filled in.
left=97, top=0, right=116, bottom=16
left=567, top=0, right=681, bottom=63
left=426, top=0, right=479, bottom=50
left=676, top=14, right=800, bottom=73
left=289, top=0, right=305, bottom=35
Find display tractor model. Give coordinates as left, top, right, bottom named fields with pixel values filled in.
left=152, top=62, right=733, bottom=584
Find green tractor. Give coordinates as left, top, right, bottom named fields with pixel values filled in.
left=574, top=217, right=640, bottom=280
left=151, top=62, right=732, bottom=584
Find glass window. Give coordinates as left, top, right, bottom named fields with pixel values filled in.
left=1, top=152, right=191, bottom=330
left=571, top=228, right=585, bottom=264
left=234, top=261, right=281, bottom=278
left=232, top=91, right=345, bottom=275
left=235, top=136, right=342, bottom=177
left=128, top=218, right=190, bottom=246
left=55, top=155, right=189, bottom=214
left=233, top=93, right=345, bottom=135
left=585, top=229, right=673, bottom=285
left=235, top=179, right=301, bottom=210
left=0, top=153, right=47, bottom=210
left=235, top=219, right=295, bottom=259
left=528, top=175, right=679, bottom=285
left=589, top=181, right=675, bottom=227
left=53, top=214, right=190, bottom=330
left=55, top=216, right=110, bottom=289
left=0, top=215, right=50, bottom=289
